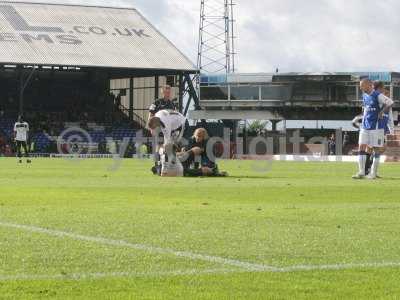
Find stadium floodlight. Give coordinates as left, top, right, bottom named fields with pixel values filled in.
left=197, top=0, right=236, bottom=75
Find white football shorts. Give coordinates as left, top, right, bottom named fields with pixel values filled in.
left=159, top=145, right=183, bottom=177
left=161, top=159, right=184, bottom=177
left=359, top=129, right=385, bottom=148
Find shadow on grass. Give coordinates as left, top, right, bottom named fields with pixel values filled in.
left=221, top=175, right=289, bottom=180
left=379, top=177, right=400, bottom=181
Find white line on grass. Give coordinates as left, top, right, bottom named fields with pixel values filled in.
left=2, top=221, right=400, bottom=279
left=278, top=261, right=400, bottom=272
left=2, top=262, right=400, bottom=282
left=0, top=268, right=236, bottom=282
left=0, top=221, right=278, bottom=272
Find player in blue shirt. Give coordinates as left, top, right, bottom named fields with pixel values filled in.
left=374, top=81, right=394, bottom=135
left=353, top=79, right=394, bottom=180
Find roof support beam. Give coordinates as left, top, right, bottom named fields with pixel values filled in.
left=129, top=77, right=134, bottom=121
left=18, top=65, right=37, bottom=116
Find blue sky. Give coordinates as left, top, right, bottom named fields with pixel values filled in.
left=9, top=0, right=400, bottom=73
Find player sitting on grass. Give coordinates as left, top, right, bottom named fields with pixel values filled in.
left=147, top=110, right=187, bottom=177
left=353, top=79, right=393, bottom=180
left=178, top=128, right=228, bottom=177
left=14, top=115, right=31, bottom=164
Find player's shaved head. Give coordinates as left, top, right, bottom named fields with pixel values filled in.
left=147, top=116, right=161, bottom=129
left=360, top=78, right=373, bottom=93
left=360, top=78, right=372, bottom=85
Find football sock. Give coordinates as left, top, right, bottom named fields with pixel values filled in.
left=358, top=151, right=367, bottom=175
left=371, top=153, right=381, bottom=176
left=365, top=152, right=373, bottom=175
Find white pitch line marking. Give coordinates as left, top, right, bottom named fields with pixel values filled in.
left=1, top=262, right=400, bottom=282
left=0, top=268, right=236, bottom=282
left=278, top=261, right=400, bottom=272
left=2, top=222, right=400, bottom=278
left=0, top=221, right=278, bottom=272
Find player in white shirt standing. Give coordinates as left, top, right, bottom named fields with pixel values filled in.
left=147, top=110, right=187, bottom=177
left=14, top=115, right=31, bottom=164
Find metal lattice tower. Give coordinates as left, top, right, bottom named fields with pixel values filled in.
left=197, top=0, right=236, bottom=74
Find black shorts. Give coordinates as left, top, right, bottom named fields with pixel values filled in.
left=16, top=141, right=29, bottom=156
left=16, top=140, right=28, bottom=148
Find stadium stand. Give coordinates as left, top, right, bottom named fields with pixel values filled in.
left=0, top=109, right=143, bottom=155
left=385, top=127, right=400, bottom=162
left=0, top=2, right=197, bottom=156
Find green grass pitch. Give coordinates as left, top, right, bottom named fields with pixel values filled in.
left=0, top=157, right=399, bottom=299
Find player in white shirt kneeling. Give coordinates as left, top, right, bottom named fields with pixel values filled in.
left=13, top=115, right=31, bottom=164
